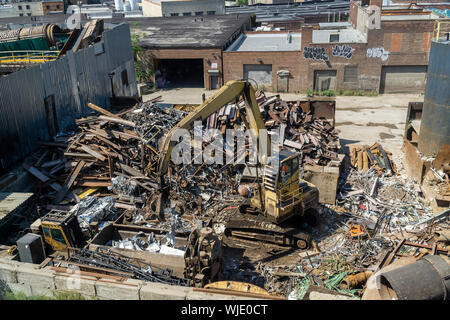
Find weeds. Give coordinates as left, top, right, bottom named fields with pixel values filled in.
left=0, top=289, right=92, bottom=300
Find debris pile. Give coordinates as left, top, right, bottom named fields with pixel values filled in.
left=202, top=92, right=340, bottom=166
left=70, top=195, right=116, bottom=230
left=349, top=142, right=396, bottom=175
left=337, top=167, right=433, bottom=230
left=17, top=91, right=447, bottom=300
left=109, top=231, right=185, bottom=256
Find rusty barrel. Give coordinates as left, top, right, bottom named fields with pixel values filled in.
left=379, top=255, right=450, bottom=300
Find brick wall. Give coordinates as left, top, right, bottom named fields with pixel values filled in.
left=144, top=16, right=434, bottom=94
left=349, top=0, right=358, bottom=28
left=223, top=51, right=306, bottom=92
left=41, top=1, right=64, bottom=15
left=144, top=48, right=223, bottom=89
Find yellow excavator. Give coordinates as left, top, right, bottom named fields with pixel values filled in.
left=157, top=80, right=319, bottom=249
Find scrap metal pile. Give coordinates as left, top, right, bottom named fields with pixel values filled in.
left=198, top=92, right=340, bottom=166
left=24, top=91, right=340, bottom=235
left=67, top=246, right=189, bottom=286
left=251, top=144, right=448, bottom=299
left=349, top=142, right=396, bottom=175
left=256, top=93, right=340, bottom=166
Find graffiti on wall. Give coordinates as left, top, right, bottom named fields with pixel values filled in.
left=332, top=44, right=355, bottom=59
left=366, top=47, right=389, bottom=61
left=303, top=47, right=329, bottom=62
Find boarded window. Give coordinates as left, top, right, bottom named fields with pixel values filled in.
left=121, top=70, right=129, bottom=86
left=344, top=66, right=358, bottom=83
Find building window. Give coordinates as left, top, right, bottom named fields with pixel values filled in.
left=56, top=5, right=60, bottom=9
left=19, top=13, right=23, bottom=16
left=18, top=5, right=22, bottom=10
left=46, top=5, right=50, bottom=9
left=344, top=66, right=358, bottom=83
left=207, top=11, right=215, bottom=15
left=27, top=13, right=31, bottom=16
left=183, top=12, right=191, bottom=16
left=329, top=34, right=339, bottom=43
left=26, top=5, right=30, bottom=9
left=170, top=13, right=179, bottom=16
left=195, top=11, right=203, bottom=16
left=121, top=70, right=129, bottom=86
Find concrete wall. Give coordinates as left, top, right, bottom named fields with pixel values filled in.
left=142, top=0, right=225, bottom=17
left=0, top=23, right=138, bottom=171
left=162, top=0, right=225, bottom=17
left=0, top=258, right=261, bottom=300
left=141, top=0, right=162, bottom=17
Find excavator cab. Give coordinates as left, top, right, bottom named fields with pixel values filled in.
left=257, top=149, right=318, bottom=224
left=39, top=210, right=86, bottom=252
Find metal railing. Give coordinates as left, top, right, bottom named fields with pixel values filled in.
left=433, top=19, right=450, bottom=43
left=278, top=179, right=303, bottom=208
left=0, top=50, right=59, bottom=64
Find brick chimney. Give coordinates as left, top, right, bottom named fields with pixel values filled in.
left=301, top=25, right=313, bottom=49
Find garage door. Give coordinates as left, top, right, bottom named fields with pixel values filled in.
left=244, top=64, right=272, bottom=89
left=380, top=66, right=427, bottom=93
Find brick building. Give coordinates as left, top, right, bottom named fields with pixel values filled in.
left=0, top=0, right=63, bottom=18
left=135, top=1, right=447, bottom=93
left=223, top=0, right=444, bottom=93
left=135, top=14, right=251, bottom=90
left=41, top=0, right=64, bottom=15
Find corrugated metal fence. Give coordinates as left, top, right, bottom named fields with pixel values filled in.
left=0, top=23, right=137, bottom=171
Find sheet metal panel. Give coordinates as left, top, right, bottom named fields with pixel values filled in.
left=0, top=23, right=137, bottom=171
left=418, top=41, right=450, bottom=156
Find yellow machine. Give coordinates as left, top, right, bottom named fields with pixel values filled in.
left=37, top=210, right=85, bottom=252
left=158, top=80, right=320, bottom=249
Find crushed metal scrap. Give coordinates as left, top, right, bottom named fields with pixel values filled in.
left=12, top=88, right=450, bottom=299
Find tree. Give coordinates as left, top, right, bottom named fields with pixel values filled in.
left=131, top=32, right=154, bottom=84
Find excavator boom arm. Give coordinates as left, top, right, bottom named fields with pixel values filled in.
left=158, top=80, right=270, bottom=176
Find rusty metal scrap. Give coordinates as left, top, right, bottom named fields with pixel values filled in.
left=349, top=143, right=396, bottom=175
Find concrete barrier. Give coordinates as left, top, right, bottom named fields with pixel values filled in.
left=54, top=274, right=97, bottom=299
left=0, top=262, right=17, bottom=283
left=0, top=257, right=273, bottom=300
left=15, top=263, right=55, bottom=296
left=140, top=281, right=190, bottom=300
left=95, top=279, right=141, bottom=300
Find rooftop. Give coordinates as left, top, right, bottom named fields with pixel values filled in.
left=312, top=27, right=366, bottom=44
left=226, top=32, right=302, bottom=52
left=134, top=14, right=251, bottom=49
left=381, top=13, right=440, bottom=20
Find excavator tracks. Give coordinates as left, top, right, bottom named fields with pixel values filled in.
left=224, top=216, right=311, bottom=250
